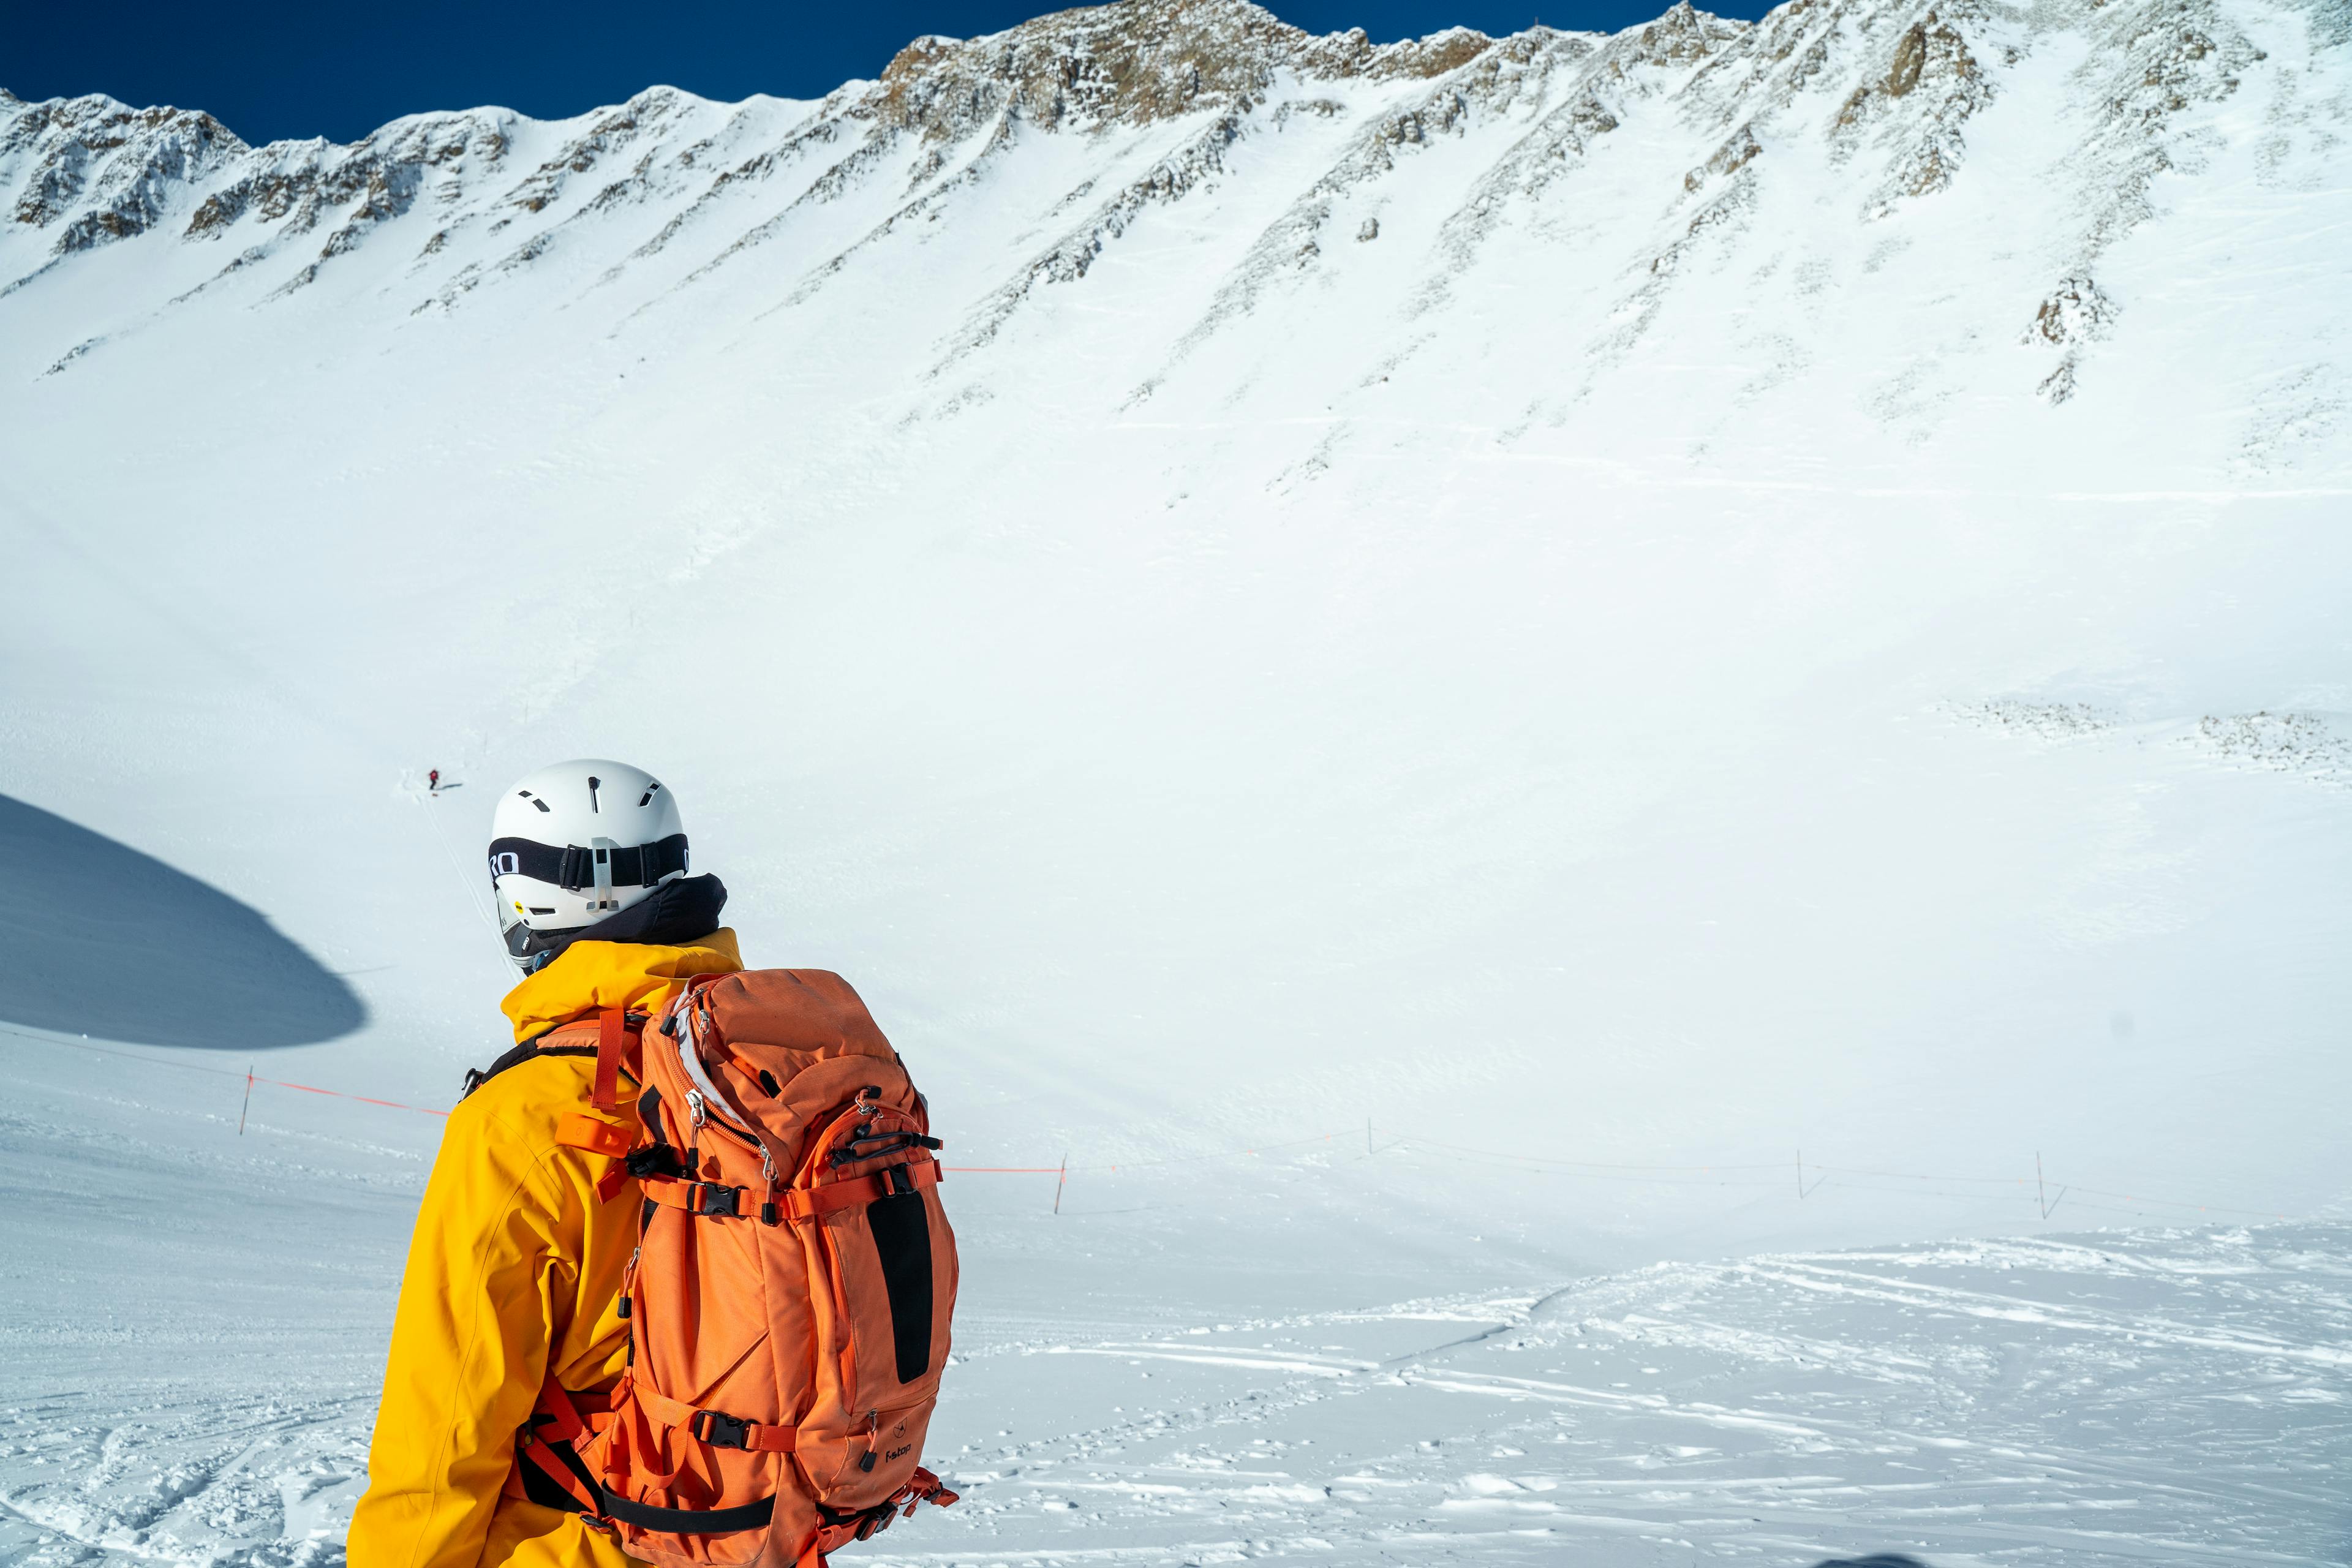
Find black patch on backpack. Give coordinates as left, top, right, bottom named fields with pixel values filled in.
left=866, top=1188, right=933, bottom=1382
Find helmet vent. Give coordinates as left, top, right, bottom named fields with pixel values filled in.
left=518, top=790, right=550, bottom=813
left=639, top=782, right=662, bottom=806
left=587, top=775, right=601, bottom=813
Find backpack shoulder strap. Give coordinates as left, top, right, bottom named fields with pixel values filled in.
left=461, top=1035, right=596, bottom=1098
left=461, top=1012, right=647, bottom=1199
left=462, top=1011, right=643, bottom=1101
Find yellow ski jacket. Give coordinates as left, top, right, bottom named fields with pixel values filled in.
left=349, top=930, right=742, bottom=1568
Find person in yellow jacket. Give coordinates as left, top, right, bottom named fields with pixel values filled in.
left=350, top=760, right=734, bottom=1568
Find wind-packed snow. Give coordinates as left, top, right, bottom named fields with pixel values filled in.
left=0, top=0, right=2348, bottom=1559
left=2, top=1039, right=2346, bottom=1566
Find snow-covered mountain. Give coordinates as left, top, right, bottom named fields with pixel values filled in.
left=5, top=0, right=2343, bottom=443
left=2, top=0, right=2348, bottom=1246
left=4, top=4, right=2350, bottom=1562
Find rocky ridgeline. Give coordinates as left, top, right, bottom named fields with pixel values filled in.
left=0, top=0, right=1501, bottom=271
left=869, top=0, right=1495, bottom=136
left=0, top=0, right=2332, bottom=400
left=1, top=92, right=248, bottom=252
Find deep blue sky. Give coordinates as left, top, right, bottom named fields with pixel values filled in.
left=4, top=0, right=1760, bottom=146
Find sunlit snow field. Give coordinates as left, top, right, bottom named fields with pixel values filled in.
left=1, top=1034, right=2346, bottom=1567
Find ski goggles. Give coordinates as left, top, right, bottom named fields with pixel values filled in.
left=488, top=832, right=689, bottom=892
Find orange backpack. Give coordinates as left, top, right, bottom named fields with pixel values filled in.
left=518, top=970, right=959, bottom=1568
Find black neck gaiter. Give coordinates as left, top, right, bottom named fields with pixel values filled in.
left=506, top=873, right=729, bottom=976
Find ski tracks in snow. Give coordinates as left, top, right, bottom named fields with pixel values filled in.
left=899, top=1227, right=2352, bottom=1566
left=0, top=1390, right=372, bottom=1568
left=0, top=1041, right=2342, bottom=1568
left=0, top=1040, right=413, bottom=1568
left=0, top=1229, right=2342, bottom=1566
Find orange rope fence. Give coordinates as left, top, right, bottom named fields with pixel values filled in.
left=0, top=1025, right=2294, bottom=1220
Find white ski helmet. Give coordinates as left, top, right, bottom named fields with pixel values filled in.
left=488, top=760, right=687, bottom=967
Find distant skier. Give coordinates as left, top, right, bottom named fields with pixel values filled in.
left=426, top=768, right=440, bottom=793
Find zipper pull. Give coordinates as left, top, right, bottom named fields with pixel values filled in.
left=685, top=1088, right=708, bottom=1128
left=859, top=1409, right=881, bottom=1472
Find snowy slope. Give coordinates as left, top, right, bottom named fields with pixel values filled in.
left=3, top=0, right=2346, bottom=1240
left=1, top=0, right=2350, bottom=1559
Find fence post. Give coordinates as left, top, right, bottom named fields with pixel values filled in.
left=1053, top=1153, right=1068, bottom=1215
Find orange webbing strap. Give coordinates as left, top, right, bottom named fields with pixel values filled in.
left=783, top=1159, right=942, bottom=1224
left=626, top=1379, right=797, bottom=1453
left=536, top=1370, right=591, bottom=1446
left=907, top=1468, right=959, bottom=1509
left=592, top=1008, right=633, bottom=1110
left=554, top=1112, right=635, bottom=1158
left=509, top=1370, right=604, bottom=1515
left=554, top=1111, right=638, bottom=1202
left=790, top=1467, right=959, bottom=1567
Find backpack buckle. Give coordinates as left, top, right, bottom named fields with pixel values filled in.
left=696, top=1183, right=741, bottom=1218
left=698, top=1411, right=752, bottom=1449
left=626, top=1146, right=681, bottom=1180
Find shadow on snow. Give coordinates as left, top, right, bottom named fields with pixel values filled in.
left=0, top=792, right=366, bottom=1049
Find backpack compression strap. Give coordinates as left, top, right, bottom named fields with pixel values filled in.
left=622, top=1377, right=799, bottom=1453
left=782, top=1159, right=943, bottom=1222
left=634, top=1159, right=943, bottom=1226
